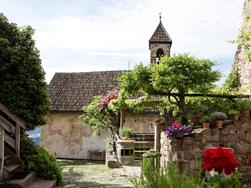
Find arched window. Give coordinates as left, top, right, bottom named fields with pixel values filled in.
left=156, top=48, right=164, bottom=63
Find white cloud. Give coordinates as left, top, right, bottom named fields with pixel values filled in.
left=35, top=0, right=244, bottom=58
left=1, top=0, right=241, bottom=82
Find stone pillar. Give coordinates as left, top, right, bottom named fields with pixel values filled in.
left=154, top=123, right=161, bottom=170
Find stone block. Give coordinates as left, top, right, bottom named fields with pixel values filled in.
left=246, top=133, right=251, bottom=143
left=107, top=159, right=120, bottom=168
left=238, top=131, right=247, bottom=141
left=183, top=151, right=195, bottom=161
left=221, top=128, right=229, bottom=136
left=203, top=134, right=219, bottom=142
left=236, top=142, right=250, bottom=154
left=183, top=137, right=194, bottom=145
left=221, top=135, right=238, bottom=143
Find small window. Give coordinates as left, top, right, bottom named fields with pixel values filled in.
left=121, top=149, right=133, bottom=156
left=156, top=48, right=164, bottom=63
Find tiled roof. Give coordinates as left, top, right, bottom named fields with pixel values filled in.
left=149, top=21, right=172, bottom=43
left=48, top=71, right=125, bottom=111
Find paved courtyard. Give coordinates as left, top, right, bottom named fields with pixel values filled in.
left=58, top=160, right=141, bottom=188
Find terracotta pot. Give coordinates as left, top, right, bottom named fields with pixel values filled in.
left=215, top=120, right=223, bottom=128
left=242, top=110, right=250, bottom=118
left=190, top=113, right=203, bottom=125
left=233, top=114, right=240, bottom=121
left=203, top=122, right=210, bottom=129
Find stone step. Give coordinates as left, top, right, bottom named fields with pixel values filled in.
left=26, top=179, right=56, bottom=188
left=4, top=164, right=22, bottom=173
left=7, top=172, right=35, bottom=188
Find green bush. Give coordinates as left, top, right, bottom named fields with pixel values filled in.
left=236, top=99, right=251, bottom=111
left=200, top=115, right=211, bottom=123
left=119, top=127, right=132, bottom=140
left=229, top=109, right=240, bottom=116
left=20, top=134, right=63, bottom=184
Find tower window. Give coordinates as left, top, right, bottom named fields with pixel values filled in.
left=156, top=48, right=164, bottom=63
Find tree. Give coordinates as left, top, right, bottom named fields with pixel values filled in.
left=0, top=14, right=50, bottom=130
left=119, top=54, right=221, bottom=115
left=80, top=89, right=122, bottom=141
left=223, top=64, right=240, bottom=91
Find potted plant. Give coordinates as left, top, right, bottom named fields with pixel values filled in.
left=119, top=127, right=132, bottom=140
left=165, top=121, right=193, bottom=138
left=236, top=99, right=251, bottom=118
left=210, top=112, right=227, bottom=128
left=200, top=115, right=211, bottom=129
left=228, top=109, right=240, bottom=121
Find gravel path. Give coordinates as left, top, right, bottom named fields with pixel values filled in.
left=58, top=160, right=141, bottom=188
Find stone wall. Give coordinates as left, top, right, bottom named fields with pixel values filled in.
left=150, top=43, right=171, bottom=64
left=41, top=112, right=110, bottom=159
left=235, top=0, right=251, bottom=88
left=160, top=119, right=251, bottom=183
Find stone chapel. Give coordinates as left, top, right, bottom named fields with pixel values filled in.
left=41, top=18, right=172, bottom=160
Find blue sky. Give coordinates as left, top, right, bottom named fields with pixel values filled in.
left=0, top=0, right=245, bottom=83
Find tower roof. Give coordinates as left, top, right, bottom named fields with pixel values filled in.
left=149, top=20, right=172, bottom=44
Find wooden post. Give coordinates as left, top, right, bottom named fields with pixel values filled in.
left=15, top=125, right=20, bottom=158
left=154, top=123, right=161, bottom=170
left=0, top=127, right=4, bottom=179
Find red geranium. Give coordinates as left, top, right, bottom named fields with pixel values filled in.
left=248, top=156, right=251, bottom=166
left=172, top=121, right=181, bottom=127
left=202, top=147, right=237, bottom=175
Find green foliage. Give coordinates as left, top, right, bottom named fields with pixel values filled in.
left=200, top=115, right=211, bottom=123
left=20, top=134, right=63, bottom=184
left=186, top=97, right=235, bottom=115
left=223, top=64, right=240, bottom=91
left=119, top=64, right=154, bottom=96
left=80, top=96, right=119, bottom=138
left=151, top=54, right=221, bottom=94
left=131, top=162, right=203, bottom=188
left=229, top=109, right=240, bottom=116
left=119, top=127, right=132, bottom=139
left=204, top=171, right=243, bottom=188
left=0, top=14, right=50, bottom=130
left=210, top=112, right=227, bottom=121
left=236, top=98, right=251, bottom=111
left=119, top=54, right=221, bottom=114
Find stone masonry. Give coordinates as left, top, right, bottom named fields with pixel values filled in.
left=235, top=0, right=251, bottom=88
left=160, top=118, right=251, bottom=184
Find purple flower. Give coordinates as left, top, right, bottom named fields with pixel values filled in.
left=165, top=124, right=192, bottom=137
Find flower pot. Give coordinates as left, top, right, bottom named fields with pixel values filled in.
left=203, top=122, right=210, bottom=129
left=215, top=120, right=223, bottom=128
left=190, top=113, right=203, bottom=125
left=242, top=110, right=250, bottom=118
left=233, top=114, right=240, bottom=121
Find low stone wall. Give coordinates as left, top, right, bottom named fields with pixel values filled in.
left=160, top=119, right=251, bottom=183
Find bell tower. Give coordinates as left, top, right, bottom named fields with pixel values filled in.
left=149, top=14, right=172, bottom=64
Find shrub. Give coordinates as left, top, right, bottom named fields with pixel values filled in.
left=119, top=127, right=132, bottom=140
left=20, top=134, right=63, bottom=184
left=229, top=109, right=240, bottom=116
left=236, top=99, right=251, bottom=111
left=200, top=115, right=211, bottom=123
left=210, top=112, right=227, bottom=121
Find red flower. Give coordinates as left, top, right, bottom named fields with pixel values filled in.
left=248, top=156, right=251, bottom=166
left=202, top=147, right=237, bottom=175
left=172, top=121, right=181, bottom=127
